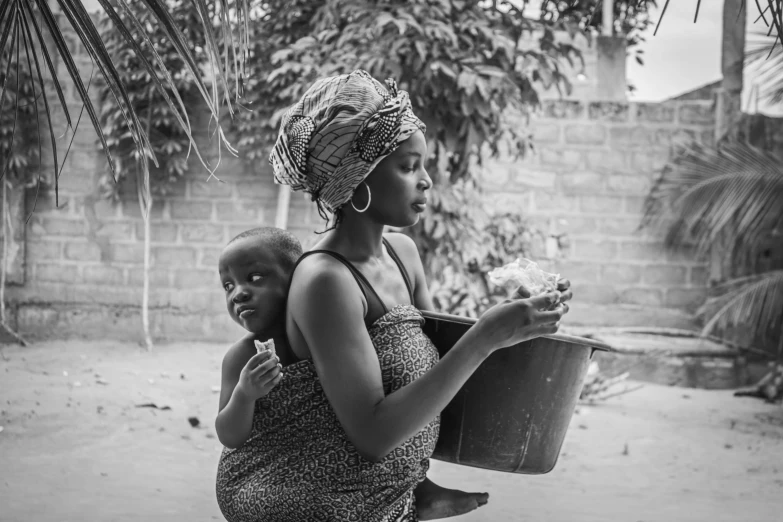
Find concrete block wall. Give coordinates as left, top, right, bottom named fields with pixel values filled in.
left=8, top=151, right=319, bottom=342
left=1, top=10, right=327, bottom=344
left=482, top=99, right=716, bottom=328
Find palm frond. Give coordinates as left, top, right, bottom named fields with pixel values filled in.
left=746, top=32, right=783, bottom=105
left=0, top=0, right=249, bottom=202
left=698, top=269, right=783, bottom=355
left=642, top=141, right=783, bottom=268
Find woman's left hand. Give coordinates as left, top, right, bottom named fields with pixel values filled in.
left=508, top=278, right=572, bottom=312
left=556, top=278, right=572, bottom=313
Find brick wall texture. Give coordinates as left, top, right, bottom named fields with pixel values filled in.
left=483, top=100, right=715, bottom=330
left=1, top=21, right=719, bottom=343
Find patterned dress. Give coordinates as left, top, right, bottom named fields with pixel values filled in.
left=216, top=243, right=440, bottom=522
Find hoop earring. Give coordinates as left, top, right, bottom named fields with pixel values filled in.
left=350, top=182, right=372, bottom=213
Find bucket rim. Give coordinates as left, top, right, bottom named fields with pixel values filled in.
left=420, top=309, right=614, bottom=353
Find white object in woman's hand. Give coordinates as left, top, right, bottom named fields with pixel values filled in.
left=514, top=279, right=573, bottom=312
left=236, top=350, right=282, bottom=402
left=254, top=339, right=276, bottom=356
left=488, top=258, right=560, bottom=296
left=476, top=288, right=565, bottom=353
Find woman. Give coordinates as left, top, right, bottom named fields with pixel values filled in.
left=216, top=70, right=571, bottom=522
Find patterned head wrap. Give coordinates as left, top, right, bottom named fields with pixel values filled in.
left=269, top=70, right=426, bottom=214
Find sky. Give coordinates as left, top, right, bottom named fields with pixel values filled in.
left=81, top=0, right=780, bottom=114
left=628, top=0, right=781, bottom=117
left=626, top=0, right=724, bottom=101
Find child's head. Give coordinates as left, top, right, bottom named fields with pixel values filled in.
left=218, top=227, right=303, bottom=334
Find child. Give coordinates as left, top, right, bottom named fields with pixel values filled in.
left=214, top=226, right=490, bottom=519
left=214, top=227, right=303, bottom=449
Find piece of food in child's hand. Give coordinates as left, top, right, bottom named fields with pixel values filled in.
left=254, top=339, right=276, bottom=357
left=488, top=258, right=560, bottom=306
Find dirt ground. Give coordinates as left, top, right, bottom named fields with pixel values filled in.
left=1, top=339, right=782, bottom=522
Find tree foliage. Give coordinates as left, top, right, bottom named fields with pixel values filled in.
left=0, top=0, right=250, bottom=206
left=236, top=0, right=584, bottom=172
left=98, top=0, right=205, bottom=200
left=539, top=0, right=657, bottom=65
left=230, top=0, right=616, bottom=314
left=0, top=51, right=40, bottom=188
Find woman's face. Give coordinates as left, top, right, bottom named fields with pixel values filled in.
left=359, top=130, right=432, bottom=228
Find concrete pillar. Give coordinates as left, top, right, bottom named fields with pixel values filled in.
left=596, top=36, right=627, bottom=101
left=716, top=0, right=746, bottom=141
left=722, top=0, right=746, bottom=96
left=602, top=0, right=614, bottom=36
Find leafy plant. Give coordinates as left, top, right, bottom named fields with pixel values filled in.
left=0, top=0, right=250, bottom=208
left=642, top=141, right=783, bottom=357
left=1, top=53, right=39, bottom=186
left=427, top=201, right=546, bottom=318
left=0, top=51, right=38, bottom=345
left=263, top=0, right=583, bottom=179
left=539, top=0, right=657, bottom=65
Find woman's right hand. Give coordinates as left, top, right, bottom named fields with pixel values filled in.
left=235, top=350, right=283, bottom=402
left=476, top=285, right=565, bottom=354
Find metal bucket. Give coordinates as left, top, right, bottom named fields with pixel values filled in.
left=421, top=310, right=612, bottom=475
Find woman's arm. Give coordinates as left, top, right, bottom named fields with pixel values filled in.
left=289, top=254, right=563, bottom=462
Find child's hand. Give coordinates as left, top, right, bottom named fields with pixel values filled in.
left=235, top=351, right=283, bottom=402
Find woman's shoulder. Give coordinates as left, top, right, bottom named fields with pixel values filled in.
left=289, top=251, right=361, bottom=296
left=294, top=250, right=352, bottom=277
left=287, top=250, right=368, bottom=326
left=383, top=232, right=423, bottom=271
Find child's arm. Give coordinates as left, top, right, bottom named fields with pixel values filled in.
left=215, top=338, right=281, bottom=449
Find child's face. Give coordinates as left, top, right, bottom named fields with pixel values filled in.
left=218, top=237, right=289, bottom=333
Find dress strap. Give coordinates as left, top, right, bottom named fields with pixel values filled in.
left=290, top=250, right=389, bottom=316
left=382, top=237, right=414, bottom=304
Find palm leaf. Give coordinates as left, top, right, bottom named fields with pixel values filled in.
left=698, top=269, right=783, bottom=356
left=746, top=32, right=783, bottom=104
left=96, top=0, right=199, bottom=164
left=0, top=0, right=249, bottom=202
left=17, top=3, right=63, bottom=197
left=18, top=1, right=72, bottom=127
left=0, top=2, right=17, bottom=60
left=642, top=141, right=783, bottom=269
left=19, top=18, right=42, bottom=188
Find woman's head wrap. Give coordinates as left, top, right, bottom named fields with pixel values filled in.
left=269, top=70, right=426, bottom=214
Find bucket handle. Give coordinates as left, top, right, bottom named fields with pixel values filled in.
left=589, top=339, right=615, bottom=357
